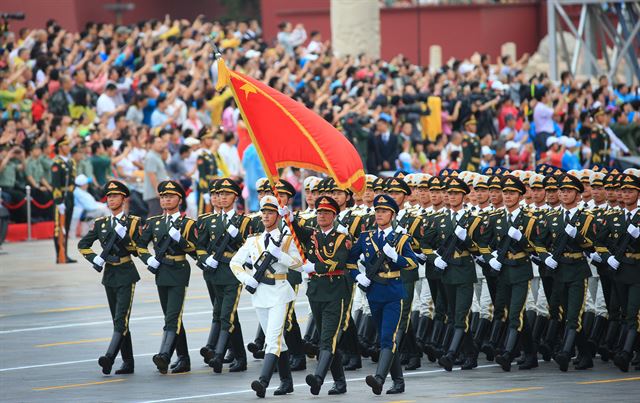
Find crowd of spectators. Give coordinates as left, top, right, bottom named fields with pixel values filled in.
left=1, top=15, right=640, bottom=231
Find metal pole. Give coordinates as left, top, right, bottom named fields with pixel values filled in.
left=26, top=185, right=32, bottom=241
left=547, top=0, right=558, bottom=81
left=571, top=5, right=587, bottom=74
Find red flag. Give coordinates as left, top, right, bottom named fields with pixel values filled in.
left=216, top=60, right=365, bottom=193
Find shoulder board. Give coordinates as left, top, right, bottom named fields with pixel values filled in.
left=147, top=215, right=163, bottom=223
left=95, top=216, right=108, bottom=222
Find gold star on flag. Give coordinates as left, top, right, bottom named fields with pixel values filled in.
left=240, top=83, right=257, bottom=100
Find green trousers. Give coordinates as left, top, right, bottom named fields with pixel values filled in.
left=309, top=299, right=346, bottom=353
left=444, top=283, right=473, bottom=331
left=158, top=285, right=187, bottom=333
left=105, top=283, right=136, bottom=334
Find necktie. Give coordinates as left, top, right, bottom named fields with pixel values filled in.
left=452, top=212, right=457, bottom=227
left=565, top=210, right=570, bottom=224
left=265, top=233, right=271, bottom=249
left=627, top=212, right=632, bottom=224
left=222, top=214, right=228, bottom=227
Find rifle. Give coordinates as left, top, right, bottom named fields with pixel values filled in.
left=198, top=215, right=238, bottom=270
left=246, top=231, right=286, bottom=294
left=438, top=212, right=471, bottom=263
left=93, top=217, right=125, bottom=272
left=359, top=228, right=402, bottom=292
left=495, top=212, right=523, bottom=265
left=148, top=217, right=182, bottom=274
left=551, top=210, right=582, bottom=263
left=613, top=215, right=635, bottom=265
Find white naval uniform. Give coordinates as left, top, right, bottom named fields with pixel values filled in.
left=231, top=228, right=302, bottom=356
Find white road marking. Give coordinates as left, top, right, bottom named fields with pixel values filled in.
left=136, top=364, right=503, bottom=403
left=0, top=302, right=309, bottom=334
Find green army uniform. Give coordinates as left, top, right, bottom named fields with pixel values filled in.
left=196, top=129, right=218, bottom=215
left=51, top=136, right=77, bottom=264
left=595, top=174, right=640, bottom=372
left=196, top=178, right=252, bottom=373
left=421, top=177, right=450, bottom=359
left=78, top=180, right=140, bottom=375
left=294, top=196, right=351, bottom=395
left=536, top=174, right=596, bottom=372
left=476, top=175, right=538, bottom=371
left=136, top=180, right=197, bottom=374
left=425, top=176, right=481, bottom=372
left=590, top=107, right=610, bottom=166
left=459, top=116, right=481, bottom=172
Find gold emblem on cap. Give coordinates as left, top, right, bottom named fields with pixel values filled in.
left=108, top=182, right=117, bottom=189
left=166, top=182, right=176, bottom=189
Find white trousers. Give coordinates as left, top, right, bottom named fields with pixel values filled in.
left=255, top=303, right=288, bottom=356
left=412, top=277, right=433, bottom=318
left=585, top=276, right=608, bottom=317
left=525, top=277, right=549, bottom=317
left=472, top=278, right=494, bottom=320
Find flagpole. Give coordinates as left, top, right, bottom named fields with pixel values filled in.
left=213, top=50, right=306, bottom=262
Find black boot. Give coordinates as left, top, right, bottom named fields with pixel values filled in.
left=115, top=332, right=134, bottom=374
left=209, top=329, right=230, bottom=373
left=303, top=314, right=318, bottom=357
left=200, top=320, right=220, bottom=364
left=495, top=328, right=519, bottom=372
left=438, top=328, right=465, bottom=372
left=435, top=323, right=454, bottom=360
left=531, top=315, right=548, bottom=360
left=587, top=316, right=606, bottom=352
left=613, top=329, right=638, bottom=372
left=251, top=353, right=277, bottom=398
left=518, top=314, right=538, bottom=370
left=328, top=350, right=347, bottom=395
left=229, top=327, right=247, bottom=372
left=366, top=348, right=394, bottom=395
left=554, top=328, right=577, bottom=372
left=473, top=318, right=491, bottom=350
left=481, top=319, right=503, bottom=361
left=285, top=323, right=307, bottom=371
left=469, top=312, right=480, bottom=336
left=461, top=332, right=478, bottom=370
left=574, top=332, right=593, bottom=370
left=248, top=325, right=265, bottom=353
left=306, top=349, right=332, bottom=395
left=424, top=319, right=443, bottom=362
left=415, top=316, right=432, bottom=351
left=171, top=328, right=191, bottom=373
left=539, top=319, right=559, bottom=362
left=599, top=320, right=620, bottom=362
left=274, top=350, right=294, bottom=395
left=386, top=354, right=405, bottom=394
left=98, top=331, right=123, bottom=374
left=153, top=331, right=176, bottom=374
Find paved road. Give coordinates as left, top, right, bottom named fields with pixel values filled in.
left=1, top=239, right=638, bottom=402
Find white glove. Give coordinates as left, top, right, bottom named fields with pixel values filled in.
left=356, top=273, right=371, bottom=287
left=301, top=261, right=315, bottom=274
left=278, top=205, right=294, bottom=221
left=205, top=255, right=219, bottom=269
left=590, top=252, right=602, bottom=263
left=226, top=224, right=239, bottom=238
left=434, top=256, right=447, bottom=270
left=57, top=203, right=66, bottom=214
left=169, top=227, right=181, bottom=242
left=564, top=224, right=577, bottom=238
left=454, top=225, right=467, bottom=241
left=267, top=243, right=283, bottom=260
left=489, top=257, right=502, bottom=271
left=148, top=256, right=160, bottom=269
left=382, top=243, right=399, bottom=262
left=476, top=255, right=486, bottom=263
left=203, top=193, right=211, bottom=204
left=508, top=226, right=522, bottom=241
left=544, top=255, right=558, bottom=269
left=607, top=256, right=620, bottom=270
left=245, top=277, right=259, bottom=289
left=416, top=253, right=427, bottom=262
left=114, top=222, right=127, bottom=239
left=394, top=225, right=407, bottom=235
left=627, top=224, right=640, bottom=239
left=92, top=255, right=105, bottom=268
left=336, top=224, right=349, bottom=235
left=491, top=250, right=498, bottom=259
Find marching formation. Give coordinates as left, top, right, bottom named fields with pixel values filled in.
left=77, top=164, right=640, bottom=397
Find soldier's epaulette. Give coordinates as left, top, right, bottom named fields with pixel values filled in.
left=147, top=214, right=164, bottom=223
left=95, top=216, right=108, bottom=222
left=197, top=213, right=212, bottom=220
left=488, top=210, right=503, bottom=216
left=547, top=209, right=562, bottom=216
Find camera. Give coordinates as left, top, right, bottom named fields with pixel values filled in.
left=1, top=13, right=25, bottom=20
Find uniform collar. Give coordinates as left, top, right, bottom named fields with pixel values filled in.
left=563, top=206, right=579, bottom=220
left=507, top=207, right=521, bottom=222
left=378, top=226, right=393, bottom=238
left=112, top=211, right=125, bottom=220
left=165, top=211, right=181, bottom=222
left=222, top=208, right=236, bottom=221
left=624, top=207, right=639, bottom=218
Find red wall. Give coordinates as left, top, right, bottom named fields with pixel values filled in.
left=261, top=0, right=546, bottom=65
left=2, top=0, right=227, bottom=32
